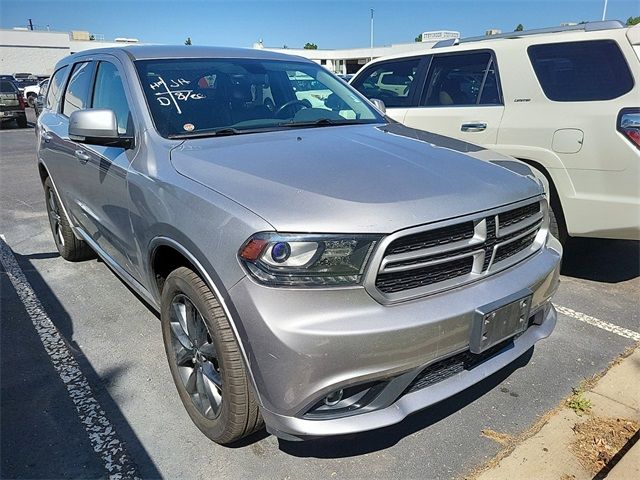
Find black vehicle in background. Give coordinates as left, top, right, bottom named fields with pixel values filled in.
left=0, top=80, right=28, bottom=127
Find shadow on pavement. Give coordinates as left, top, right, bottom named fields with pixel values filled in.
left=1, top=251, right=161, bottom=479
left=561, top=237, right=639, bottom=283
left=278, top=347, right=534, bottom=458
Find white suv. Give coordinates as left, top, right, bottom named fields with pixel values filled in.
left=351, top=21, right=640, bottom=243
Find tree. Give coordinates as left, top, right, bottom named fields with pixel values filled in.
left=627, top=16, right=640, bottom=26
left=514, top=23, right=524, bottom=32
left=415, top=34, right=422, bottom=42
left=184, top=37, right=192, bottom=45
left=282, top=44, right=288, bottom=49
left=303, top=42, right=318, bottom=50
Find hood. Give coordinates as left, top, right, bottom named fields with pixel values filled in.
left=170, top=123, right=542, bottom=233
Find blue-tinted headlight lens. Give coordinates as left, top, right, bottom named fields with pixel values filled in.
left=271, top=242, right=291, bottom=263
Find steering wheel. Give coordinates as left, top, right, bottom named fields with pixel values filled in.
left=275, top=99, right=309, bottom=118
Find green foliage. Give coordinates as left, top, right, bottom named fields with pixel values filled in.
left=514, top=23, right=524, bottom=32
left=303, top=42, right=318, bottom=50
left=415, top=34, right=422, bottom=42
left=184, top=37, right=192, bottom=46
left=567, top=388, right=592, bottom=415
left=627, top=16, right=640, bottom=26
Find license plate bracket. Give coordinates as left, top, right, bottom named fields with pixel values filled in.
left=470, top=289, right=532, bottom=354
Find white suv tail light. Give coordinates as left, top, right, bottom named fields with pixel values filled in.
left=617, top=108, right=640, bottom=149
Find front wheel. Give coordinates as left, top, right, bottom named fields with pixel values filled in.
left=160, top=267, right=263, bottom=444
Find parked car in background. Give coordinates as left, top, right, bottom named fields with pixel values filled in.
left=23, top=78, right=49, bottom=107
left=351, top=21, right=640, bottom=243
left=37, top=45, right=561, bottom=445
left=33, top=78, right=49, bottom=116
left=0, top=79, right=27, bottom=127
left=338, top=73, right=355, bottom=82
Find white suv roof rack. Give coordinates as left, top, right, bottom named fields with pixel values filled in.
left=432, top=20, right=625, bottom=48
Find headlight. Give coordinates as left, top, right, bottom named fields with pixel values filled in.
left=238, top=233, right=381, bottom=286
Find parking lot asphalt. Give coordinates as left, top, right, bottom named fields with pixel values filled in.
left=1, top=110, right=639, bottom=479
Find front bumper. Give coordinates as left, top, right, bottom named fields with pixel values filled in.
left=229, top=235, right=562, bottom=440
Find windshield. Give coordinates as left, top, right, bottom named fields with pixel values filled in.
left=135, top=58, right=384, bottom=138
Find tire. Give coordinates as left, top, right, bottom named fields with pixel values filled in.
left=548, top=194, right=568, bottom=246
left=17, top=114, right=27, bottom=128
left=161, top=267, right=263, bottom=445
left=43, top=177, right=94, bottom=261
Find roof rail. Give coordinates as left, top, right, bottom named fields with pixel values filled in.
left=433, top=20, right=625, bottom=48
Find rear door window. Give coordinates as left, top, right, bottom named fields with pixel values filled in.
left=351, top=57, right=423, bottom=107
left=62, top=61, right=95, bottom=116
left=45, top=66, right=69, bottom=110
left=527, top=40, right=634, bottom=101
left=420, top=51, right=501, bottom=106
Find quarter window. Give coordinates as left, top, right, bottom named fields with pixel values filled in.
left=62, top=62, right=94, bottom=116
left=92, top=61, right=132, bottom=134
left=421, top=52, right=500, bottom=106
left=45, top=65, right=69, bottom=110
left=527, top=40, right=633, bottom=101
left=351, top=57, right=422, bottom=108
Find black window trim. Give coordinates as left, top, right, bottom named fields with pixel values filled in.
left=60, top=60, right=97, bottom=118
left=351, top=55, right=431, bottom=108
left=415, top=48, right=504, bottom=108
left=526, top=39, right=635, bottom=103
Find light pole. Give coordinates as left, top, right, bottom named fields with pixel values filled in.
left=370, top=8, right=374, bottom=61
left=602, top=0, right=608, bottom=21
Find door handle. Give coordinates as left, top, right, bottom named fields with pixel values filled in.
left=42, top=131, right=52, bottom=143
left=74, top=149, right=90, bottom=163
left=461, top=122, right=487, bottom=132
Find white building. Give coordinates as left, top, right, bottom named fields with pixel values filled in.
left=1, top=27, right=458, bottom=78
left=253, top=31, right=460, bottom=75
left=0, top=28, right=139, bottom=76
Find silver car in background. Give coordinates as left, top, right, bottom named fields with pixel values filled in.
left=36, top=46, right=562, bottom=444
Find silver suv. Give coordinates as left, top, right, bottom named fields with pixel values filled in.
left=36, top=46, right=562, bottom=444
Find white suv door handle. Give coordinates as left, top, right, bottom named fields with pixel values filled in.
left=74, top=149, right=90, bottom=163
left=461, top=122, right=487, bottom=132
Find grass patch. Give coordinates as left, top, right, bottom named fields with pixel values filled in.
left=566, top=388, right=591, bottom=415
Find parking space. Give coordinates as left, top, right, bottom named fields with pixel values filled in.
left=1, top=112, right=638, bottom=479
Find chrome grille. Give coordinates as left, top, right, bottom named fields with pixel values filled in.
left=370, top=198, right=546, bottom=302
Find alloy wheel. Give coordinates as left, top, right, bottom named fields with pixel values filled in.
left=169, top=294, right=223, bottom=419
left=47, top=188, right=65, bottom=247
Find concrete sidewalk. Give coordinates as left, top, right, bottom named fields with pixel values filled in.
left=469, top=346, right=640, bottom=480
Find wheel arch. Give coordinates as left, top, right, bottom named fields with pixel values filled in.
left=515, top=157, right=569, bottom=240
left=148, top=236, right=262, bottom=404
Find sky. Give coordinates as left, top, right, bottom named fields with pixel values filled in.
left=0, top=0, right=638, bottom=49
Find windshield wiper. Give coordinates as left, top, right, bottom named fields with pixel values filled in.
left=278, top=118, right=372, bottom=128
left=167, top=127, right=245, bottom=139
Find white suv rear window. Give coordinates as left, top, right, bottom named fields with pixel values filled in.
left=528, top=40, right=634, bottom=102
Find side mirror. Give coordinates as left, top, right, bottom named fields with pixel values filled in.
left=369, top=98, right=386, bottom=114
left=69, top=109, right=133, bottom=149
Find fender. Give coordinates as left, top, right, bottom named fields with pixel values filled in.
left=148, top=236, right=263, bottom=404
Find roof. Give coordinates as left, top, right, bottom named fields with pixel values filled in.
left=360, top=20, right=629, bottom=66
left=66, top=45, right=309, bottom=62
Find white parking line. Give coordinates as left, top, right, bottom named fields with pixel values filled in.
left=554, top=304, right=640, bottom=341
left=0, top=238, right=140, bottom=479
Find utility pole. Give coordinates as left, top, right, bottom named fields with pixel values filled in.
left=370, top=9, right=374, bottom=48
left=602, top=0, right=608, bottom=20
left=28, top=18, right=34, bottom=31
left=370, top=8, right=374, bottom=61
